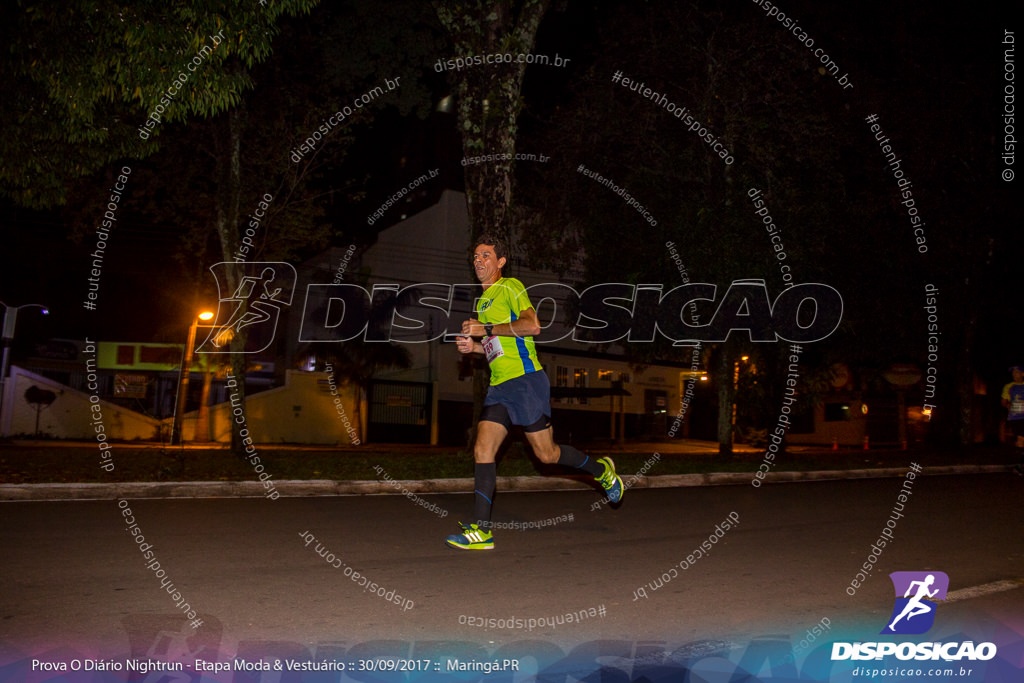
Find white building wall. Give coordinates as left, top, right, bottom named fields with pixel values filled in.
left=2, top=366, right=162, bottom=440
left=183, top=370, right=362, bottom=445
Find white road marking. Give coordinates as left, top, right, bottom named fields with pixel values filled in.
left=943, top=579, right=1023, bottom=604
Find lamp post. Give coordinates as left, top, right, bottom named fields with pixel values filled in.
left=170, top=310, right=214, bottom=445
left=0, top=301, right=49, bottom=436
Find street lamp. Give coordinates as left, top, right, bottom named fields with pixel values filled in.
left=170, top=310, right=215, bottom=445
left=0, top=301, right=49, bottom=436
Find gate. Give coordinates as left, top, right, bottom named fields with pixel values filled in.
left=367, top=380, right=432, bottom=443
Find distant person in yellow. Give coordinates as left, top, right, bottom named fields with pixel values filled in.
left=1003, top=365, right=1024, bottom=476
left=445, top=234, right=624, bottom=550
left=1003, top=366, right=1024, bottom=449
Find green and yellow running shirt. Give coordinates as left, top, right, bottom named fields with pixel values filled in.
left=476, top=277, right=543, bottom=385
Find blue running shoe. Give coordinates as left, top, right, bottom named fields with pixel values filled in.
left=596, top=457, right=624, bottom=503
left=445, top=522, right=494, bottom=550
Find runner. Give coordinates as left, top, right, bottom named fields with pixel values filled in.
left=1002, top=365, right=1024, bottom=476
left=1002, top=365, right=1024, bottom=449
left=445, top=234, right=624, bottom=550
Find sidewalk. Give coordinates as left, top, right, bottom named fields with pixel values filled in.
left=1, top=464, right=1012, bottom=501
left=2, top=438, right=1017, bottom=501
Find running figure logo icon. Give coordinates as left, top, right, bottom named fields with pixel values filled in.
left=196, top=262, right=297, bottom=354
left=881, top=571, right=949, bottom=635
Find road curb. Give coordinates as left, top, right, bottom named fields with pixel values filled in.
left=0, top=464, right=1011, bottom=501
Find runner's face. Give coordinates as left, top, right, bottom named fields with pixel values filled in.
left=1014, top=369, right=1024, bottom=383
left=473, top=245, right=505, bottom=285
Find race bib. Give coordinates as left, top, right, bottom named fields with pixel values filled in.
left=1012, top=397, right=1024, bottom=419
left=482, top=335, right=505, bottom=363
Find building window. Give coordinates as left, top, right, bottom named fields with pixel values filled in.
left=824, top=403, right=852, bottom=422
left=574, top=368, right=588, bottom=405
left=117, top=345, right=134, bottom=365
left=598, top=369, right=613, bottom=381
left=556, top=366, right=568, bottom=404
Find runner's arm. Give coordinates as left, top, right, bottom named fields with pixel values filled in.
left=455, top=336, right=484, bottom=355
left=462, top=308, right=541, bottom=338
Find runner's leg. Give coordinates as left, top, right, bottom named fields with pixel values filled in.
left=524, top=424, right=624, bottom=503
left=523, top=426, right=602, bottom=474
left=474, top=420, right=507, bottom=528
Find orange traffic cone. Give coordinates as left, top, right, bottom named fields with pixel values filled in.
left=862, top=435, right=870, bottom=450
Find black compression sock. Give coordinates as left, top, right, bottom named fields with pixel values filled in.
left=557, top=444, right=603, bottom=476
left=474, top=462, right=496, bottom=529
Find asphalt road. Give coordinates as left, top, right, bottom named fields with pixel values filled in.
left=2, top=472, right=1022, bottom=679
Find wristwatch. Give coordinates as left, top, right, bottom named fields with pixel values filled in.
left=484, top=323, right=493, bottom=337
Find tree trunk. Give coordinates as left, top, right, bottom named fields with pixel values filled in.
left=434, top=0, right=552, bottom=242
left=213, top=105, right=247, bottom=456
left=717, top=344, right=734, bottom=455
left=434, top=1, right=552, bottom=448
left=353, top=383, right=364, bottom=445
left=956, top=288, right=980, bottom=447
left=957, top=239, right=992, bottom=447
